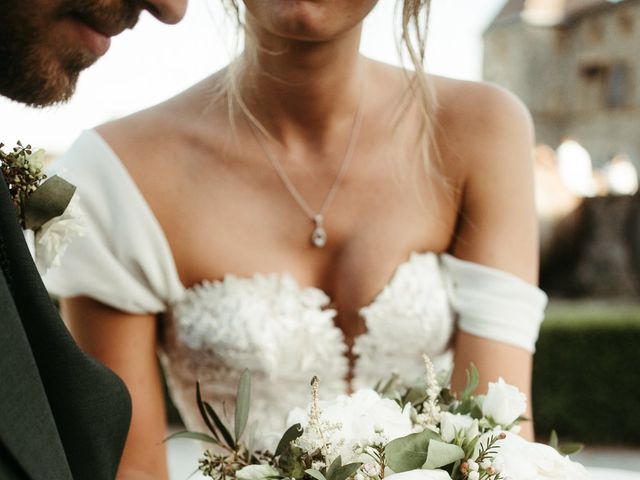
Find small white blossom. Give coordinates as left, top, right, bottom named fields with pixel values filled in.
left=439, top=413, right=479, bottom=443
left=25, top=149, right=46, bottom=174
left=467, top=460, right=479, bottom=472
left=385, top=470, right=452, bottom=480
left=468, top=471, right=480, bottom=480
left=236, top=465, right=280, bottom=480
left=482, top=378, right=527, bottom=427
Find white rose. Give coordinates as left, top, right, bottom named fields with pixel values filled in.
left=476, top=432, right=590, bottom=480
left=287, top=389, right=413, bottom=465
left=481, top=378, right=527, bottom=427
left=439, top=412, right=479, bottom=443
left=236, top=465, right=280, bottom=480
left=35, top=193, right=85, bottom=274
left=386, top=469, right=452, bottom=480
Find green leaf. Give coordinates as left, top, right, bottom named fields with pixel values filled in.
left=385, top=430, right=440, bottom=473
left=403, top=384, right=429, bottom=407
left=423, top=440, right=465, bottom=469
left=235, top=369, right=251, bottom=442
left=549, top=430, right=559, bottom=450
left=24, top=175, right=75, bottom=231
left=326, top=456, right=342, bottom=480
left=379, top=373, right=400, bottom=398
left=164, top=430, right=218, bottom=444
left=196, top=382, right=220, bottom=441
left=461, top=363, right=479, bottom=402
left=305, top=470, right=327, bottom=480
left=275, top=423, right=304, bottom=457
left=559, top=443, right=584, bottom=456
left=205, top=401, right=236, bottom=449
left=331, top=463, right=362, bottom=480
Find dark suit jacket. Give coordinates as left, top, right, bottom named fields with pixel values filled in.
left=0, top=176, right=132, bottom=480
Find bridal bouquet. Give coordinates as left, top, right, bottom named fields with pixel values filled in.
left=174, top=356, right=589, bottom=480
left=0, top=141, right=84, bottom=274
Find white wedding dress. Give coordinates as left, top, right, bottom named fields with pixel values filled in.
left=44, top=130, right=548, bottom=448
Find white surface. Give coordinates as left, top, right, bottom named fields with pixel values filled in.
left=166, top=440, right=640, bottom=480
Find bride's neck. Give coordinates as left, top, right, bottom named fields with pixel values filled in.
left=239, top=21, right=366, bottom=146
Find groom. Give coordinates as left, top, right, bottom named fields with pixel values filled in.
left=0, top=1, right=186, bottom=479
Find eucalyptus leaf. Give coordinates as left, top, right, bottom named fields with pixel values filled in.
left=275, top=423, right=304, bottom=457
left=326, top=456, right=342, bottom=480
left=404, top=385, right=428, bottom=407
left=461, top=363, right=479, bottom=402
left=559, top=442, right=584, bottom=456
left=549, top=430, right=559, bottom=450
left=196, top=382, right=220, bottom=441
left=331, top=463, right=362, bottom=480
left=379, top=373, right=400, bottom=398
left=164, top=431, right=218, bottom=444
left=423, top=440, right=465, bottom=469
left=24, top=175, right=75, bottom=231
left=385, top=430, right=440, bottom=473
left=205, top=401, right=236, bottom=449
left=305, top=469, right=327, bottom=480
left=235, top=369, right=251, bottom=442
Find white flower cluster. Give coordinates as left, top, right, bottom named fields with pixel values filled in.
left=287, top=389, right=413, bottom=468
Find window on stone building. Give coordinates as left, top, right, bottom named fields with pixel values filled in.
left=606, top=63, right=629, bottom=108
left=579, top=62, right=630, bottom=109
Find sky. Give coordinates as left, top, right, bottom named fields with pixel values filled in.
left=0, top=0, right=506, bottom=154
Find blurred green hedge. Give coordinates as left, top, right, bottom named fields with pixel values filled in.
left=533, top=301, right=640, bottom=445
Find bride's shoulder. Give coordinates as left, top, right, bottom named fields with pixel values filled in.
left=431, top=75, right=534, bottom=167
left=94, top=73, right=229, bottom=184
left=371, top=62, right=533, bottom=169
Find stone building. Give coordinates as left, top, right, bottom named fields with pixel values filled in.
left=484, top=0, right=640, bottom=166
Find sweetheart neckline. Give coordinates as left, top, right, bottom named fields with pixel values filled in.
left=174, top=250, right=446, bottom=318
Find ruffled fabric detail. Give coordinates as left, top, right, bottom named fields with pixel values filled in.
left=353, top=253, right=454, bottom=390
left=160, top=273, right=349, bottom=449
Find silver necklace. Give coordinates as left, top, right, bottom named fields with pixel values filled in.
left=248, top=82, right=365, bottom=248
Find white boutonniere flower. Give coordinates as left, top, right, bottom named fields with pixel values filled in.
left=2, top=142, right=85, bottom=275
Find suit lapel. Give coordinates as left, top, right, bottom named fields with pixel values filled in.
left=0, top=177, right=73, bottom=480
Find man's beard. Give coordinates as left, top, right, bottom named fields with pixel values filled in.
left=0, top=0, right=139, bottom=107
left=0, top=40, right=96, bottom=107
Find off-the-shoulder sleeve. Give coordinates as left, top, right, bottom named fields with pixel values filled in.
left=440, top=253, right=548, bottom=353
left=42, top=130, right=185, bottom=314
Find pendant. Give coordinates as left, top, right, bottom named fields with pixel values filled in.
left=311, top=215, right=327, bottom=248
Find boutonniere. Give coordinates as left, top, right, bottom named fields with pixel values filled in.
left=1, top=141, right=85, bottom=275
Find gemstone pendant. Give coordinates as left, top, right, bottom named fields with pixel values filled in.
left=311, top=215, right=327, bottom=248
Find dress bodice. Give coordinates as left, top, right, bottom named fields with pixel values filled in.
left=159, top=252, right=453, bottom=448
left=42, top=130, right=548, bottom=452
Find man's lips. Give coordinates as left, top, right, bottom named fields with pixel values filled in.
left=71, top=11, right=133, bottom=38
left=67, top=15, right=113, bottom=56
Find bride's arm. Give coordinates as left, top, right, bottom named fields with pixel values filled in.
left=445, top=82, right=539, bottom=440
left=61, top=297, right=169, bottom=480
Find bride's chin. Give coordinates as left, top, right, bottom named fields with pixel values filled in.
left=244, top=0, right=374, bottom=43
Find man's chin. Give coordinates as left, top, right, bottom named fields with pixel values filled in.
left=0, top=48, right=96, bottom=107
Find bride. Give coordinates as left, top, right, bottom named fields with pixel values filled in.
left=44, top=0, right=547, bottom=478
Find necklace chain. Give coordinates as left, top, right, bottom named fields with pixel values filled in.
left=248, top=77, right=366, bottom=248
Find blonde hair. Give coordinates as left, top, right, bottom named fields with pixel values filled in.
left=214, top=0, right=439, bottom=178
